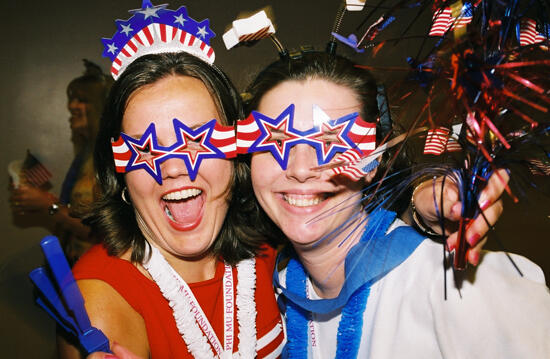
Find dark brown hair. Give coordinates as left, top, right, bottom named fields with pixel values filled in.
left=86, top=52, right=266, bottom=265
left=245, top=51, right=379, bottom=124
left=243, top=52, right=411, bottom=243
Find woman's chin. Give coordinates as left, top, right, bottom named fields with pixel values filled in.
left=282, top=226, right=326, bottom=249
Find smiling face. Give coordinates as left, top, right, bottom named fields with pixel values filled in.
left=251, top=78, right=367, bottom=248
left=67, top=81, right=104, bottom=140
left=67, top=89, right=90, bottom=138
left=122, top=75, right=232, bottom=260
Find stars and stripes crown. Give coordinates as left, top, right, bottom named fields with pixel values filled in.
left=102, top=0, right=216, bottom=79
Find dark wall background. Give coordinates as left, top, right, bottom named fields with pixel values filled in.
left=1, top=1, right=548, bottom=357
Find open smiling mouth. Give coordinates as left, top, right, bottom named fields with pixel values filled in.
left=162, top=188, right=205, bottom=230
left=282, top=193, right=331, bottom=207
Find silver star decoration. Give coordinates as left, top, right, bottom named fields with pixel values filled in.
left=121, top=24, right=133, bottom=36
left=131, top=3, right=168, bottom=20
left=107, top=43, right=118, bottom=54
left=174, top=14, right=186, bottom=26
left=196, top=26, right=208, bottom=38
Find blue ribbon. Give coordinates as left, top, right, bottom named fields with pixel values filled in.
left=274, top=209, right=425, bottom=314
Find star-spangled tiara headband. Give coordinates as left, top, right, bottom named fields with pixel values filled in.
left=102, top=0, right=215, bottom=80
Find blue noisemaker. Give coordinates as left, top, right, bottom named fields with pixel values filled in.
left=29, top=236, right=110, bottom=355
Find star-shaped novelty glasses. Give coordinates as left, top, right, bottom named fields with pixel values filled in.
left=236, top=104, right=376, bottom=169
left=112, top=118, right=236, bottom=183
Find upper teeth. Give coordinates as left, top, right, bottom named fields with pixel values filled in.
left=284, top=195, right=322, bottom=207
left=163, top=188, right=202, bottom=201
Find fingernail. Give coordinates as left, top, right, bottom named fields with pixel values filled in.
left=467, top=233, right=480, bottom=246
left=104, top=355, right=119, bottom=359
left=469, top=250, right=480, bottom=266
left=448, top=242, right=456, bottom=252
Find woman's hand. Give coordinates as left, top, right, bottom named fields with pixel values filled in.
left=412, top=168, right=509, bottom=265
left=87, top=342, right=143, bottom=359
left=9, top=184, right=56, bottom=215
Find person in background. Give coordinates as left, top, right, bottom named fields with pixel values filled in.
left=9, top=60, right=112, bottom=264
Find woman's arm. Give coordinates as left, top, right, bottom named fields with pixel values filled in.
left=9, top=184, right=91, bottom=241
left=58, top=279, right=150, bottom=359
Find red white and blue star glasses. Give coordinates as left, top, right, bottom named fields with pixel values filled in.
left=112, top=118, right=236, bottom=184
left=236, top=104, right=376, bottom=170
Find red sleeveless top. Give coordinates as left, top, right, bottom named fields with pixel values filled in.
left=73, top=244, right=284, bottom=358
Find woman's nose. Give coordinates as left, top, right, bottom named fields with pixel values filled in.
left=285, top=144, right=321, bottom=182
left=67, top=97, right=81, bottom=110
left=161, top=156, right=189, bottom=181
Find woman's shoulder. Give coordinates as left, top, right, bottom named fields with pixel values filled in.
left=73, top=244, right=159, bottom=307
left=73, top=245, right=153, bottom=356
left=76, top=276, right=150, bottom=357
left=372, top=237, right=550, bottom=358
left=73, top=244, right=130, bottom=277
left=398, top=236, right=547, bottom=287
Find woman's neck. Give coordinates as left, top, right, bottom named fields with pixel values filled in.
left=124, top=245, right=218, bottom=284
left=133, top=210, right=218, bottom=283
left=293, top=214, right=366, bottom=299
left=168, top=253, right=218, bottom=283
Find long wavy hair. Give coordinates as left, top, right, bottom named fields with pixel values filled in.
left=86, top=52, right=267, bottom=265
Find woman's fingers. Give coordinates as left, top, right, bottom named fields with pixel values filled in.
left=414, top=178, right=462, bottom=234
left=466, top=237, right=488, bottom=266
left=86, top=342, right=143, bottom=359
left=478, top=168, right=509, bottom=210
left=87, top=352, right=118, bottom=359
left=467, top=199, right=503, bottom=245
left=446, top=199, right=502, bottom=266
left=111, top=342, right=143, bottom=359
left=443, top=169, right=508, bottom=266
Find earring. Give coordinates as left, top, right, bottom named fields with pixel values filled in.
left=121, top=187, right=131, bottom=205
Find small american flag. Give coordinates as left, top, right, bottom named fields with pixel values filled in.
left=21, top=150, right=52, bottom=187
left=330, top=149, right=366, bottom=180
left=423, top=126, right=462, bottom=155
left=429, top=3, right=473, bottom=37
left=223, top=10, right=275, bottom=50
left=528, top=159, right=550, bottom=176
left=519, top=18, right=548, bottom=46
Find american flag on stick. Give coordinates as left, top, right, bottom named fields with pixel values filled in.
left=21, top=150, right=52, bottom=187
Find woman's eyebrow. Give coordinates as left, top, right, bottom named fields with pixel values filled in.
left=126, top=133, right=144, bottom=139
left=125, top=118, right=213, bottom=137
left=189, top=121, right=209, bottom=130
